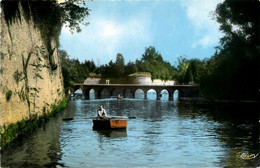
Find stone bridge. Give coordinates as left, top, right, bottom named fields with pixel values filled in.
left=75, top=84, right=200, bottom=101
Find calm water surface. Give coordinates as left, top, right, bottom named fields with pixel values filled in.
left=1, top=97, right=259, bottom=167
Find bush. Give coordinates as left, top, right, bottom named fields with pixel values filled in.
left=129, top=72, right=152, bottom=78
left=88, top=73, right=102, bottom=78
left=6, top=90, right=12, bottom=101
left=1, top=97, right=68, bottom=149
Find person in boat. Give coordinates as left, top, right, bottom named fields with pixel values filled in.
left=97, top=105, right=108, bottom=119
left=117, top=94, right=122, bottom=99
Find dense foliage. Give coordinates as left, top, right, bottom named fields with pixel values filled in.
left=60, top=46, right=181, bottom=93
left=59, top=50, right=95, bottom=94
left=56, top=0, right=258, bottom=100
left=199, top=0, right=259, bottom=100
left=173, top=57, right=204, bottom=85
left=136, top=46, right=176, bottom=80
left=95, top=47, right=177, bottom=80
left=171, top=0, right=259, bottom=100
left=1, top=97, right=68, bottom=149
left=1, top=0, right=89, bottom=52
left=96, top=53, right=127, bottom=78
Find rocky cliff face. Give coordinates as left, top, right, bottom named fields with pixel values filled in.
left=0, top=5, right=64, bottom=127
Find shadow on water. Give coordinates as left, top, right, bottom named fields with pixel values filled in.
left=176, top=99, right=260, bottom=167
left=1, top=98, right=259, bottom=167
left=0, top=102, right=77, bottom=168
left=93, top=129, right=127, bottom=139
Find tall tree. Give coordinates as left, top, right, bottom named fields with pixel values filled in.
left=199, top=0, right=260, bottom=100
left=215, top=0, right=259, bottom=46
left=136, top=46, right=175, bottom=80
left=141, top=46, right=163, bottom=63
left=124, top=61, right=138, bottom=76
left=1, top=0, right=89, bottom=49
left=115, top=53, right=125, bottom=77
left=83, top=60, right=96, bottom=72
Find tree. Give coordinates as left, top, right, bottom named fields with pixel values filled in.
left=59, top=49, right=97, bottom=94
left=115, top=53, right=125, bottom=77
left=83, top=60, right=96, bottom=72
left=199, top=0, right=260, bottom=100
left=1, top=0, right=89, bottom=50
left=141, top=46, right=163, bottom=63
left=173, top=56, right=189, bottom=84
left=59, top=0, right=89, bottom=33
left=59, top=50, right=74, bottom=94
left=124, top=61, right=138, bottom=76
left=173, top=57, right=203, bottom=84
left=115, top=53, right=125, bottom=67
left=136, top=46, right=175, bottom=80
left=214, top=0, right=259, bottom=46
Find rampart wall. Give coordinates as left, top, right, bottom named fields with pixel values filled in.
left=0, top=5, right=64, bottom=127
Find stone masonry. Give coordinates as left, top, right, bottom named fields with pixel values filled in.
left=0, top=5, right=64, bottom=127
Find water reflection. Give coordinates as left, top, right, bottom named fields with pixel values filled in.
left=93, top=129, right=127, bottom=138
left=87, top=89, right=178, bottom=101
left=1, top=98, right=259, bottom=167
left=1, top=102, right=77, bottom=167
left=176, top=100, right=260, bottom=167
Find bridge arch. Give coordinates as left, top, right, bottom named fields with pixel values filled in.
left=89, top=89, right=95, bottom=99
left=110, top=88, right=122, bottom=97
left=160, top=89, right=169, bottom=101
left=123, top=88, right=133, bottom=98
left=174, top=90, right=179, bottom=100
left=134, top=89, right=145, bottom=99
left=147, top=89, right=156, bottom=100
left=76, top=84, right=200, bottom=100
left=82, top=88, right=91, bottom=100
left=99, top=88, right=110, bottom=99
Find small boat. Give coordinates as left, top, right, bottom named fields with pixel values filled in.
left=117, top=94, right=123, bottom=99
left=93, top=117, right=127, bottom=129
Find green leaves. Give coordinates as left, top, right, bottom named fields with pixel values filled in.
left=59, top=49, right=95, bottom=94
left=173, top=57, right=203, bottom=85
left=197, top=0, right=260, bottom=100
left=141, top=46, right=163, bottom=63
left=1, top=97, right=68, bottom=148
left=13, top=70, right=23, bottom=85
left=59, top=0, right=89, bottom=33
left=215, top=0, right=260, bottom=45
left=1, top=0, right=90, bottom=57
left=6, top=90, right=12, bottom=101
left=136, top=46, right=174, bottom=80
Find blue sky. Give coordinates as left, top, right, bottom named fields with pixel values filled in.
left=60, top=0, right=223, bottom=66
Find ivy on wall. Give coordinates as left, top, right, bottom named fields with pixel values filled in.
left=0, top=97, right=68, bottom=149
left=21, top=50, right=33, bottom=116
left=1, top=0, right=89, bottom=70
left=15, top=45, right=52, bottom=117
left=1, top=0, right=89, bottom=116
left=5, top=90, right=12, bottom=101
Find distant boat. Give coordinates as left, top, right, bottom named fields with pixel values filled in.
left=117, top=95, right=123, bottom=99
left=109, top=95, right=123, bottom=99
left=93, top=117, right=127, bottom=129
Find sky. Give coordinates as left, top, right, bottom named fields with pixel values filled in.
left=60, top=0, right=224, bottom=66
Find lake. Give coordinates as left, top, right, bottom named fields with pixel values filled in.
left=1, top=96, right=259, bottom=167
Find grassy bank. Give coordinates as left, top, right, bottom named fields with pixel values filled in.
left=0, top=97, right=68, bottom=149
